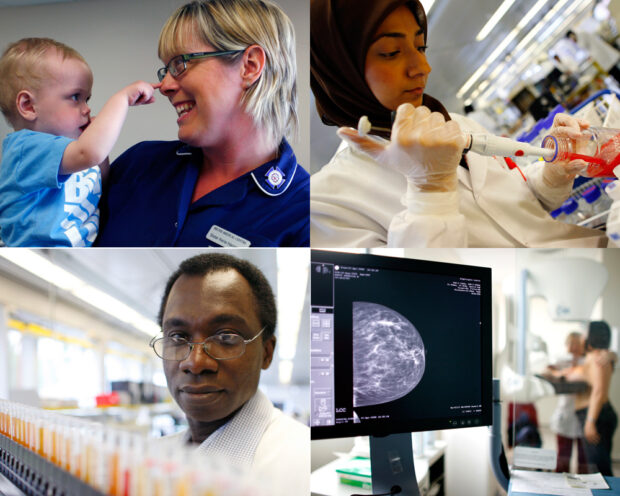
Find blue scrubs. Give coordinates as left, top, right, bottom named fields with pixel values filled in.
left=96, top=139, right=309, bottom=247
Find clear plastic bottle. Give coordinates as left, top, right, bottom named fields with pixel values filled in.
left=560, top=198, right=584, bottom=224
left=578, top=185, right=609, bottom=228
left=578, top=185, right=601, bottom=217
left=542, top=127, right=620, bottom=177
left=605, top=180, right=620, bottom=246
left=601, top=179, right=617, bottom=210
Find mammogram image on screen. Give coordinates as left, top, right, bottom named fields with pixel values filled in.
left=352, top=302, right=425, bottom=408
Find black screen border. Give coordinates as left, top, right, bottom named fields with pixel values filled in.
left=310, top=250, right=493, bottom=440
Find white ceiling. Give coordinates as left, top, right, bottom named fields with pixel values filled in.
left=0, top=0, right=600, bottom=111
left=0, top=249, right=310, bottom=386
left=426, top=0, right=596, bottom=111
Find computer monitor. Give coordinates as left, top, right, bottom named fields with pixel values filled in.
left=310, top=250, right=493, bottom=495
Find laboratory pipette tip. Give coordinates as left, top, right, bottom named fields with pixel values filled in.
left=356, top=116, right=554, bottom=160
left=466, top=133, right=555, bottom=160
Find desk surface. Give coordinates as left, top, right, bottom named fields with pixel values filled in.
left=311, top=457, right=429, bottom=496
left=311, top=442, right=445, bottom=496
left=509, top=475, right=620, bottom=496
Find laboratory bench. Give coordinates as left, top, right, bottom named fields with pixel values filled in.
left=311, top=440, right=445, bottom=496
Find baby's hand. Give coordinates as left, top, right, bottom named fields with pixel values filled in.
left=122, top=81, right=162, bottom=106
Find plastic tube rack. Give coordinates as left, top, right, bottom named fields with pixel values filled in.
left=0, top=399, right=267, bottom=496
left=0, top=433, right=105, bottom=496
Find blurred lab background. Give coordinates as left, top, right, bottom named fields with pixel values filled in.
left=311, top=0, right=620, bottom=174
left=0, top=248, right=309, bottom=438
left=0, top=0, right=310, bottom=169
left=312, top=248, right=620, bottom=496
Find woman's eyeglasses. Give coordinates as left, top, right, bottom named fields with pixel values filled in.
left=157, top=50, right=244, bottom=82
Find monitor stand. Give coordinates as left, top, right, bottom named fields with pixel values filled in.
left=369, top=433, right=421, bottom=496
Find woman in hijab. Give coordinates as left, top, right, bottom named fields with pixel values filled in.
left=310, top=0, right=607, bottom=248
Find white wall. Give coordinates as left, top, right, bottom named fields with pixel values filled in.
left=443, top=427, right=496, bottom=496
left=0, top=0, right=309, bottom=168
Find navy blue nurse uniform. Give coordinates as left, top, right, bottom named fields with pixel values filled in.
left=96, top=139, right=309, bottom=247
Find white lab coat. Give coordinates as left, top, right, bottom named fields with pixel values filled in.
left=159, top=397, right=309, bottom=496
left=576, top=30, right=620, bottom=72
left=251, top=408, right=310, bottom=495
left=310, top=114, right=607, bottom=248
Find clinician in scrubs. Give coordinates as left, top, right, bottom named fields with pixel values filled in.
left=97, top=0, right=309, bottom=247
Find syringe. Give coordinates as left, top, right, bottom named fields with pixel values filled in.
left=357, top=116, right=556, bottom=160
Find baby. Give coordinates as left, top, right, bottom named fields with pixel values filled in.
left=0, top=37, right=158, bottom=246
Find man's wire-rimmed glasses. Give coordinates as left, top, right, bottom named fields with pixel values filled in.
left=157, top=50, right=244, bottom=82
left=150, top=326, right=265, bottom=361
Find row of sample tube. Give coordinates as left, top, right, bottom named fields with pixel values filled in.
left=0, top=399, right=266, bottom=496
left=551, top=178, right=617, bottom=228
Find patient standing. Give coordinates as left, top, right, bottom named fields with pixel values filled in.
left=568, top=321, right=618, bottom=475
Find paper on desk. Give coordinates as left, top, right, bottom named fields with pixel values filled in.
left=565, top=473, right=609, bottom=489
left=513, top=446, right=557, bottom=470
left=511, top=470, right=592, bottom=496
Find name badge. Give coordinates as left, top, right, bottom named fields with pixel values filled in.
left=206, top=225, right=251, bottom=247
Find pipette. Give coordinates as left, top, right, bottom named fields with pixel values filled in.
left=356, top=115, right=555, bottom=160
left=465, top=133, right=555, bottom=160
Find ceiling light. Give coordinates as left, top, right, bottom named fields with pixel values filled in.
left=0, top=249, right=157, bottom=336
left=278, top=360, right=293, bottom=385
left=277, top=249, right=309, bottom=361
left=474, top=0, right=590, bottom=106
left=0, top=249, right=83, bottom=290
left=476, top=0, right=516, bottom=42
left=458, top=0, right=550, bottom=99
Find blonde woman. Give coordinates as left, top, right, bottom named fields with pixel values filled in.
left=97, top=0, right=309, bottom=247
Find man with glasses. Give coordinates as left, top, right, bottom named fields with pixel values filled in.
left=151, top=252, right=308, bottom=493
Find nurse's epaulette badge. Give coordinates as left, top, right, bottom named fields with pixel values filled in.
left=265, top=166, right=286, bottom=190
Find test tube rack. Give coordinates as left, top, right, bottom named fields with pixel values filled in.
left=0, top=433, right=105, bottom=496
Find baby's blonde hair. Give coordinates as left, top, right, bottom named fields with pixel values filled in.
left=158, top=0, right=297, bottom=146
left=0, top=38, right=88, bottom=127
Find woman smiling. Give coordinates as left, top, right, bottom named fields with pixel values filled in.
left=97, top=0, right=309, bottom=247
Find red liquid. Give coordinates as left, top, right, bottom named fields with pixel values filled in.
left=567, top=132, right=620, bottom=177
